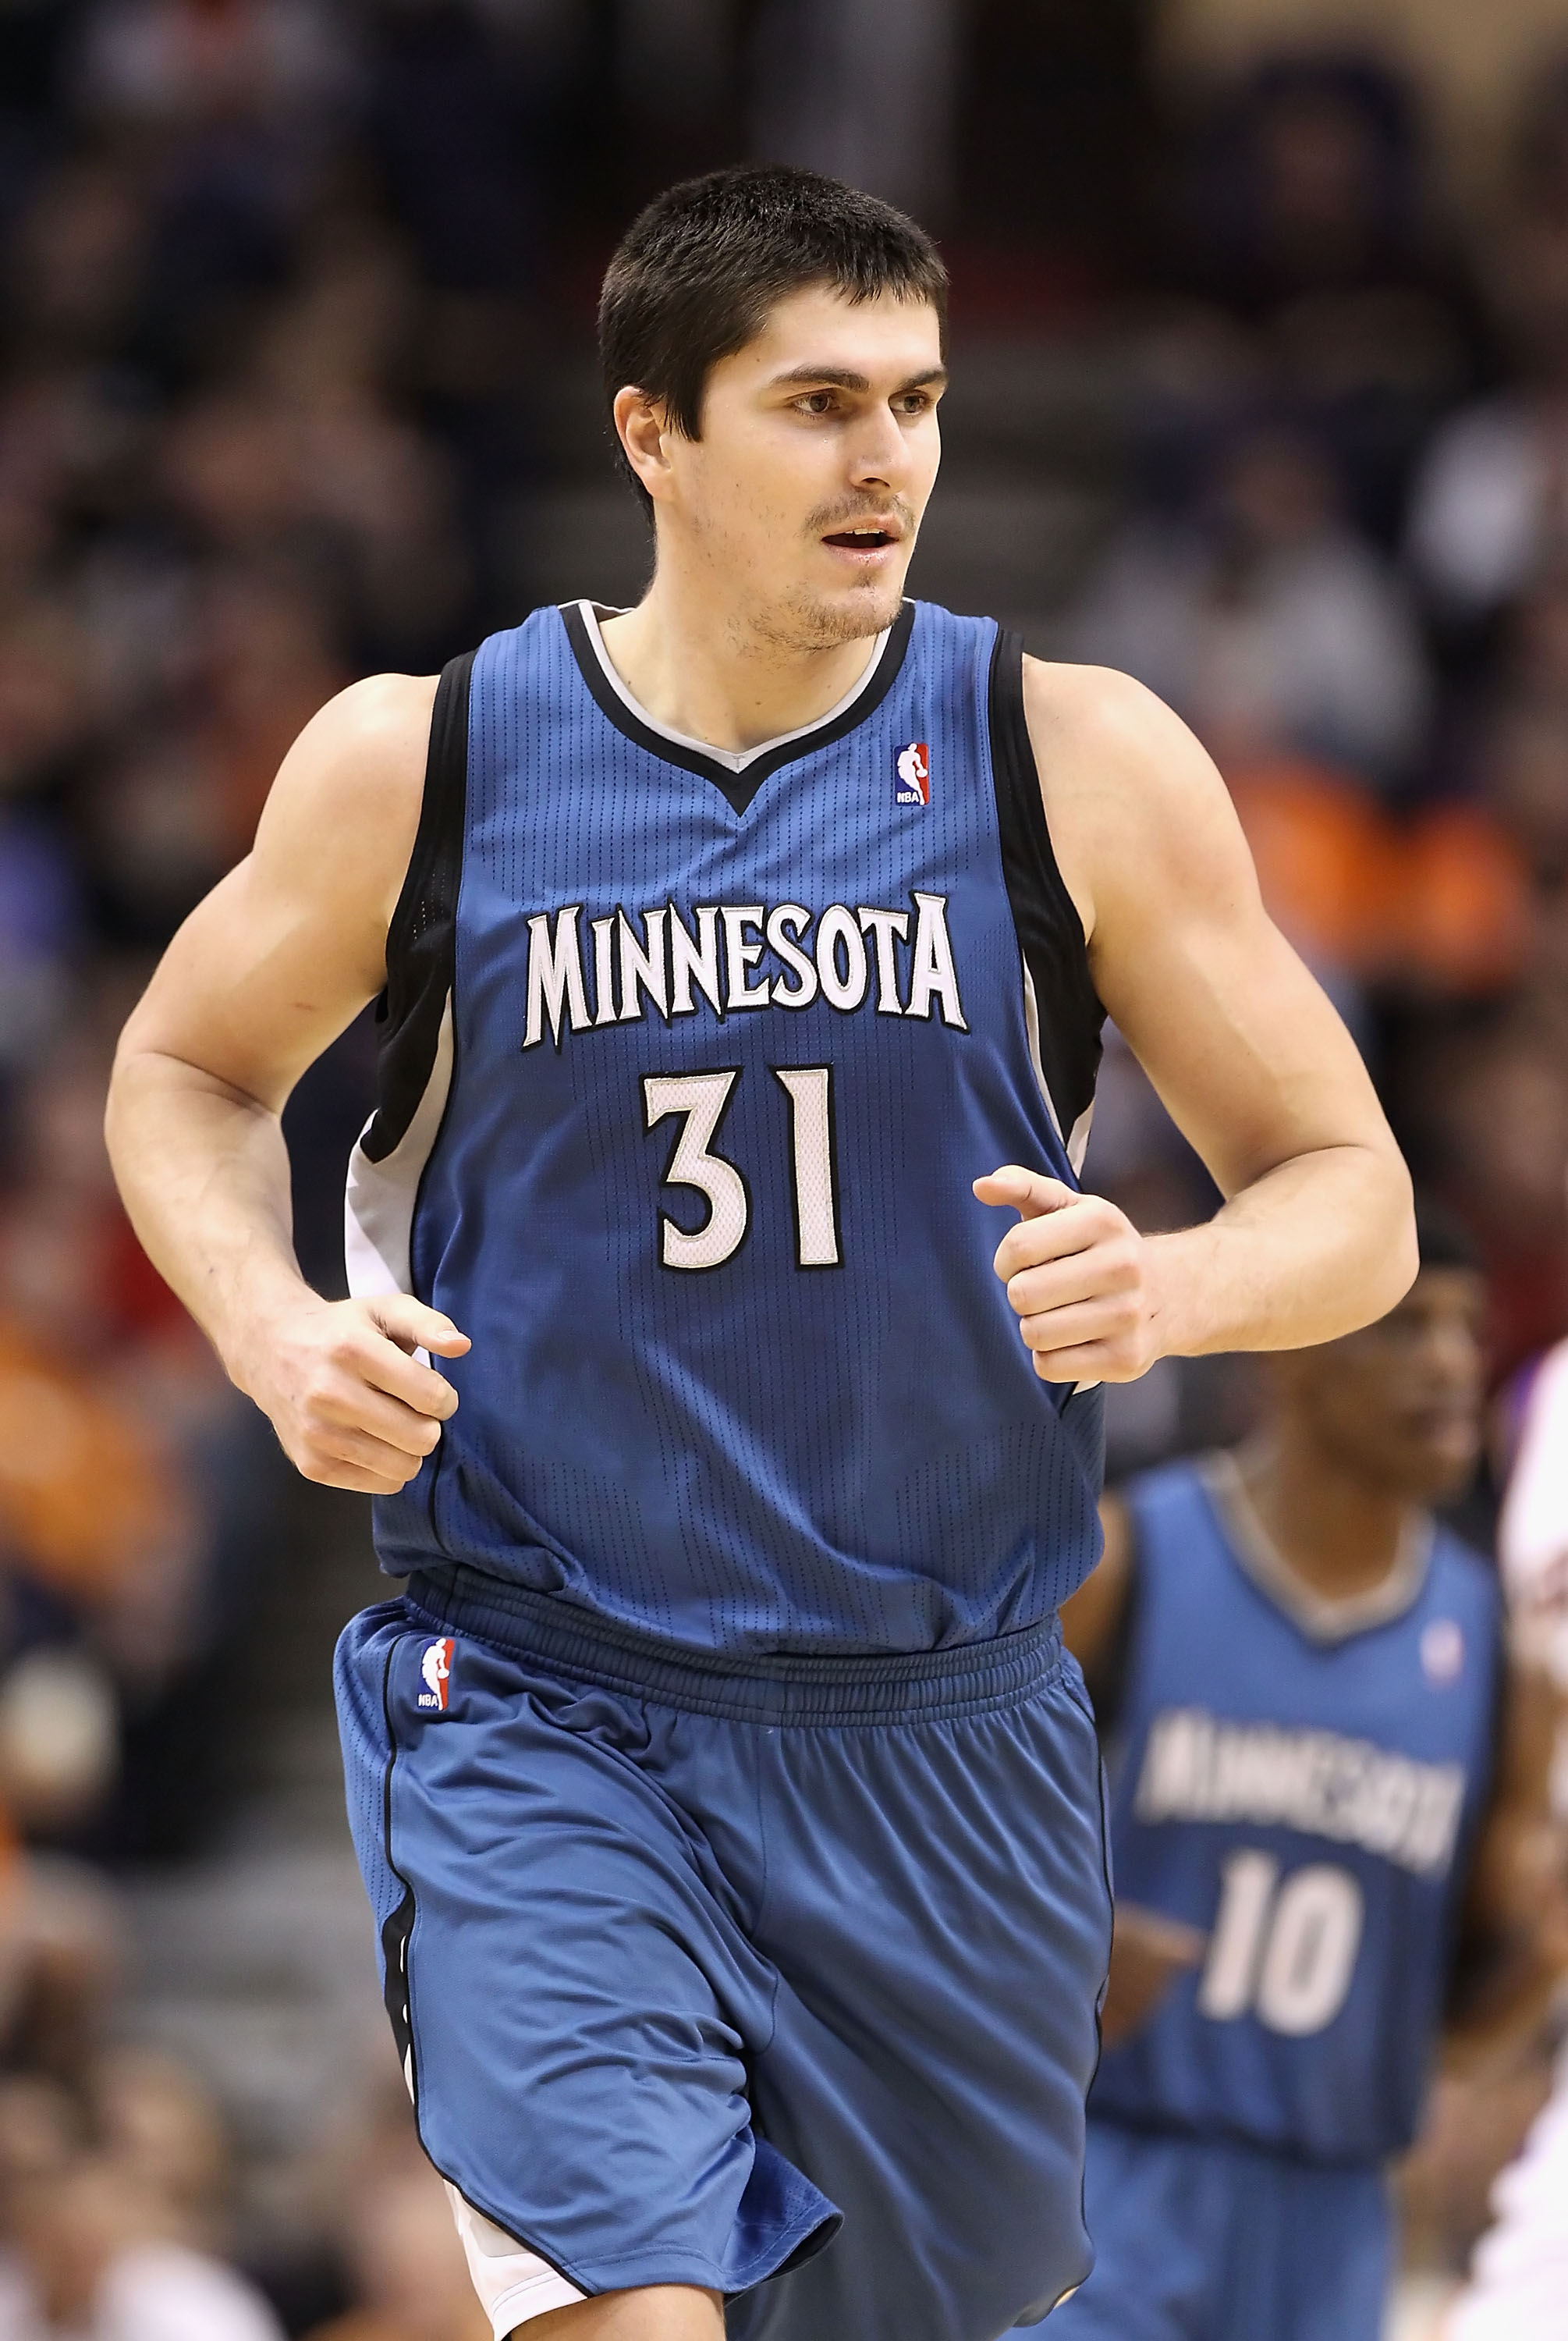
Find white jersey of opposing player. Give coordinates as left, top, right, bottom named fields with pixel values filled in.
left=1499, top=1340, right=1568, bottom=1703
left=1443, top=1345, right=1568, bottom=2341
left=1444, top=2041, right=1568, bottom=2341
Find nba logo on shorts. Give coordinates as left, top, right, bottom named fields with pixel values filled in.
left=417, top=1638, right=455, bottom=1712
left=894, top=741, right=931, bottom=806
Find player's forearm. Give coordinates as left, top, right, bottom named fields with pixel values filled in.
left=105, top=1046, right=316, bottom=1393
left=1145, top=1139, right=1416, bottom=1359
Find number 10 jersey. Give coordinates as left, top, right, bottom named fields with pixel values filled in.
left=1091, top=1457, right=1502, bottom=2162
left=345, top=597, right=1107, bottom=1657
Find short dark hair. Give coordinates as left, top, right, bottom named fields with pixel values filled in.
left=598, top=165, right=949, bottom=517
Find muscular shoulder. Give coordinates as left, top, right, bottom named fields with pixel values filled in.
left=251, top=670, right=439, bottom=935
left=1020, top=656, right=1255, bottom=954
left=260, top=670, right=438, bottom=842
left=112, top=669, right=444, bottom=1112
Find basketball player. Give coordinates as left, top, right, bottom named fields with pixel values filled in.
left=1052, top=1211, right=1562, bottom=2341
left=104, top=169, right=1416, bottom=2341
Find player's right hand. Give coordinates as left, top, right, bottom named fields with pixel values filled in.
left=241, top=1293, right=471, bottom=1494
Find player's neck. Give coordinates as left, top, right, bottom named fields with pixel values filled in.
left=598, top=572, right=885, bottom=755
left=1232, top=1431, right=1417, bottom=1603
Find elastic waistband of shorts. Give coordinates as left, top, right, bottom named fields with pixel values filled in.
left=403, top=1564, right=1066, bottom=1725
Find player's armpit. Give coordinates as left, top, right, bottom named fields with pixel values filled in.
left=1021, top=658, right=1415, bottom=1359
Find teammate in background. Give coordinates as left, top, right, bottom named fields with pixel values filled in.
left=104, top=169, right=1414, bottom=2341
left=1055, top=1209, right=1563, bottom=2341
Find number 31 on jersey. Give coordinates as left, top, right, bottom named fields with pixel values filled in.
left=643, top=1067, right=841, bottom=1272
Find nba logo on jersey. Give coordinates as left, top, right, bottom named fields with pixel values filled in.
left=417, top=1638, right=455, bottom=1712
left=894, top=741, right=931, bottom=806
left=1421, top=1617, right=1465, bottom=1686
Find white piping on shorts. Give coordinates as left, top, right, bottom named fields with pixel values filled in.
left=446, top=2183, right=587, bottom=2334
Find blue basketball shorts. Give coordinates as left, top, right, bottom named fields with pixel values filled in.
left=1049, top=2119, right=1392, bottom=2341
left=333, top=1564, right=1113, bottom=2341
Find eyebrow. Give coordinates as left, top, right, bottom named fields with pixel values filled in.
left=768, top=364, right=949, bottom=394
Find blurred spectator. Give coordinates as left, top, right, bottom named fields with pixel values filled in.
left=84, top=567, right=346, bottom=932
left=303, top=2164, right=491, bottom=2341
left=157, top=233, right=463, bottom=665
left=1069, top=417, right=1431, bottom=784
left=0, top=1864, right=118, bottom=2087
left=750, top=0, right=959, bottom=220
left=76, top=0, right=349, bottom=133
left=1407, top=138, right=1568, bottom=634
left=2, top=157, right=152, bottom=369
left=366, top=0, right=548, bottom=298
left=1170, top=58, right=1450, bottom=321
left=1157, top=55, right=1485, bottom=542
left=87, top=2049, right=236, bottom=2255
left=1222, top=760, right=1530, bottom=1007
left=619, top=0, right=731, bottom=128
left=247, top=2051, right=488, bottom=2341
left=0, top=2156, right=285, bottom=2339
left=0, top=2048, right=287, bottom=2336
left=0, top=1020, right=289, bottom=1859
left=1475, top=696, right=1568, bottom=889
left=1396, top=1014, right=1568, bottom=1382
left=70, top=0, right=356, bottom=390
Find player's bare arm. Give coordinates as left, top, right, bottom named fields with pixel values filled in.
left=103, top=673, right=470, bottom=1494
left=976, top=662, right=1415, bottom=1384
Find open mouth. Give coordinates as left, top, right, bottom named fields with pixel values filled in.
left=822, top=524, right=899, bottom=551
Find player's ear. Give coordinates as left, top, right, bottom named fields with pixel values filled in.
left=614, top=386, right=677, bottom=507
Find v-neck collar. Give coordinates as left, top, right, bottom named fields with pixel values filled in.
left=1198, top=1449, right=1435, bottom=1647
left=559, top=598, right=917, bottom=816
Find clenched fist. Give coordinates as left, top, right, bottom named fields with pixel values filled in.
left=974, top=1167, right=1162, bottom=1385
left=237, top=1291, right=471, bottom=1494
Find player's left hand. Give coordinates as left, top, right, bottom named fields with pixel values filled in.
left=1098, top=1902, right=1206, bottom=2048
left=974, top=1167, right=1161, bottom=1384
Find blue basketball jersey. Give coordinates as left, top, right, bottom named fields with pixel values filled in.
left=1090, top=1457, right=1502, bottom=2163
left=344, top=599, right=1107, bottom=1655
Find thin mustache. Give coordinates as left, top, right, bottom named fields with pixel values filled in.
left=807, top=496, right=915, bottom=535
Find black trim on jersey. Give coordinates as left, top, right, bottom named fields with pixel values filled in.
left=987, top=628, right=1105, bottom=1149
left=361, top=649, right=475, bottom=1166
left=560, top=599, right=918, bottom=817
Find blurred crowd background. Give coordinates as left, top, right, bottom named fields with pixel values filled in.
left=0, top=0, right=1564, bottom=2334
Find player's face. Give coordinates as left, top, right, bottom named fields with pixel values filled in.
left=666, top=284, right=946, bottom=649
left=1295, top=1266, right=1486, bottom=1503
